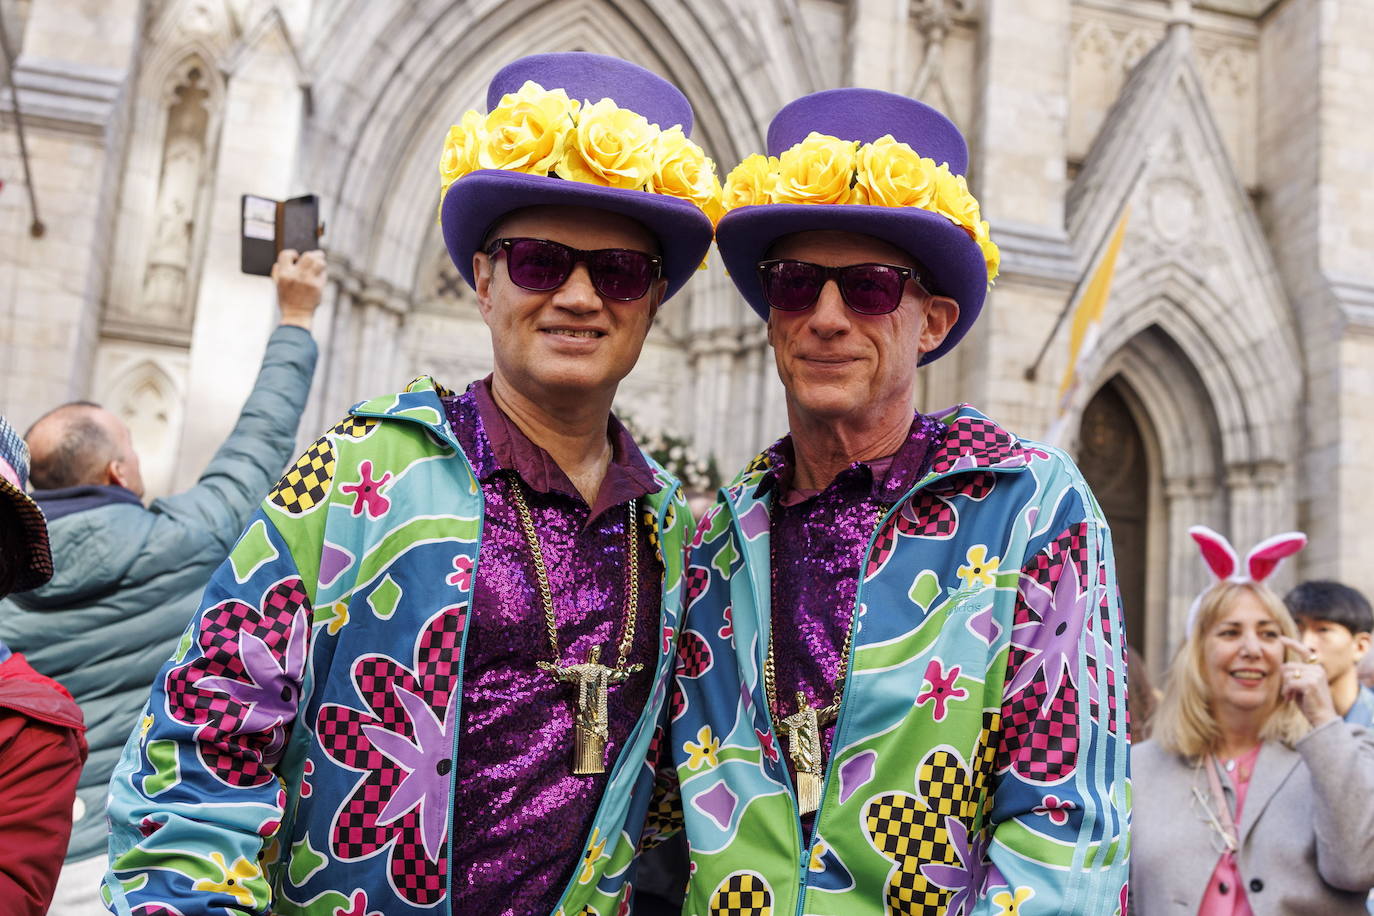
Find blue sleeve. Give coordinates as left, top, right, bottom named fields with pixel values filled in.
left=103, top=511, right=312, bottom=916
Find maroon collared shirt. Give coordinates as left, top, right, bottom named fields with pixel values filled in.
left=443, top=378, right=662, bottom=916
left=760, top=414, right=945, bottom=801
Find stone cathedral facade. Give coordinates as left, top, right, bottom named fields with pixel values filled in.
left=2, top=0, right=1372, bottom=673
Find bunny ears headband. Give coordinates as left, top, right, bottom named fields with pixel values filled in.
left=1185, top=525, right=1307, bottom=630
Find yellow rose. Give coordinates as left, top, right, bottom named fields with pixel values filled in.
left=558, top=97, right=658, bottom=190
left=980, top=237, right=1001, bottom=283
left=703, top=174, right=725, bottom=227
left=649, top=125, right=721, bottom=215
left=932, top=164, right=983, bottom=233
left=479, top=81, right=579, bottom=175
left=773, top=132, right=858, bottom=206
left=855, top=135, right=939, bottom=209
left=721, top=154, right=779, bottom=211
left=439, top=109, right=486, bottom=188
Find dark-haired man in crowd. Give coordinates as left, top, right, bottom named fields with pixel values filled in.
left=0, top=249, right=325, bottom=914
left=1285, top=579, right=1374, bottom=729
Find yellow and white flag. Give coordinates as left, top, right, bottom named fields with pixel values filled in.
left=1045, top=206, right=1130, bottom=446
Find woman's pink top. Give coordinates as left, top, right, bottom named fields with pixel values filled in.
left=1198, top=744, right=1263, bottom=916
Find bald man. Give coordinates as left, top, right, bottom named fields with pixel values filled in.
left=0, top=250, right=325, bottom=915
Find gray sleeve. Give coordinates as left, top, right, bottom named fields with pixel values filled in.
left=1296, top=718, right=1374, bottom=891
left=149, top=324, right=319, bottom=549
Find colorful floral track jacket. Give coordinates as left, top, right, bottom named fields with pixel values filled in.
left=103, top=378, right=689, bottom=916
left=672, top=407, right=1130, bottom=916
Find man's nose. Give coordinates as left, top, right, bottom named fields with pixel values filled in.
left=806, top=279, right=850, bottom=336
left=552, top=263, right=601, bottom=312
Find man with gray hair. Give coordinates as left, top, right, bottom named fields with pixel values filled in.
left=0, top=249, right=325, bottom=914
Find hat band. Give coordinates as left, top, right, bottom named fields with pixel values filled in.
left=439, top=81, right=723, bottom=224
left=720, top=131, right=1000, bottom=286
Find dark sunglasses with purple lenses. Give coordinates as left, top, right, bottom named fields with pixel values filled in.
left=756, top=259, right=928, bottom=316
left=485, top=237, right=662, bottom=302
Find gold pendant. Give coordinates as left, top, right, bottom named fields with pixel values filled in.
left=540, top=647, right=623, bottom=776
left=780, top=692, right=827, bottom=815
left=572, top=715, right=608, bottom=776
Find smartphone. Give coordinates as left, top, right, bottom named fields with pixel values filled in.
left=241, top=194, right=323, bottom=275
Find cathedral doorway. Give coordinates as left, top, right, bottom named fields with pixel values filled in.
left=1077, top=377, right=1152, bottom=658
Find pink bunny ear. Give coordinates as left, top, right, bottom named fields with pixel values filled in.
left=1189, top=526, right=1238, bottom=580
left=1245, top=532, right=1307, bottom=582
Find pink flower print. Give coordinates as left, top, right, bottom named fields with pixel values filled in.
left=1032, top=794, right=1076, bottom=825
left=756, top=728, right=779, bottom=763
left=446, top=554, right=472, bottom=590
left=341, top=460, right=392, bottom=519
left=315, top=609, right=464, bottom=906
left=661, top=625, right=675, bottom=656
left=916, top=659, right=968, bottom=722
left=300, top=758, right=314, bottom=798
left=164, top=579, right=313, bottom=787
left=718, top=606, right=734, bottom=640
left=334, top=889, right=383, bottom=916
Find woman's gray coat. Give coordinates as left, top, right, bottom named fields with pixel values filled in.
left=1130, top=719, right=1374, bottom=915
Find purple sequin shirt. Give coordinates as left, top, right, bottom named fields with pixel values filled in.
left=760, top=414, right=946, bottom=797
left=442, top=379, right=661, bottom=916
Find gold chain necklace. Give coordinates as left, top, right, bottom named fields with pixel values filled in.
left=765, top=500, right=884, bottom=814
left=507, top=475, right=642, bottom=775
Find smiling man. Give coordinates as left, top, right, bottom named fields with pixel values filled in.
left=103, top=53, right=718, bottom=916
left=670, top=90, right=1130, bottom=914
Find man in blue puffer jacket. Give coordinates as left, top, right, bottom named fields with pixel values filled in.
left=0, top=249, right=326, bottom=914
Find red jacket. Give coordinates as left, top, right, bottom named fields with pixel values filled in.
left=0, top=650, right=88, bottom=916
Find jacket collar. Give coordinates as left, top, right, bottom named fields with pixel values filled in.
left=349, top=375, right=464, bottom=454
left=726, top=404, right=1033, bottom=512
left=1236, top=741, right=1301, bottom=848
left=349, top=375, right=681, bottom=515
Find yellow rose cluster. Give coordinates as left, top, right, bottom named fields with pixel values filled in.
left=439, top=81, right=723, bottom=223
left=721, top=132, right=1000, bottom=284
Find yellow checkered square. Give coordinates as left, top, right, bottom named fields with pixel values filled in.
left=268, top=436, right=336, bottom=514
left=919, top=750, right=975, bottom=820
left=709, top=872, right=772, bottom=916
left=330, top=415, right=378, bottom=440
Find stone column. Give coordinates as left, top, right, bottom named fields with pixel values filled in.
left=965, top=0, right=1075, bottom=428
left=1161, top=474, right=1220, bottom=659
left=844, top=0, right=909, bottom=90
left=0, top=0, right=140, bottom=424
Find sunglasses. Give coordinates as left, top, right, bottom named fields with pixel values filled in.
left=485, top=237, right=663, bottom=302
left=756, top=259, right=927, bottom=316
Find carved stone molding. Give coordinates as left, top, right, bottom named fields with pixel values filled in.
left=1, top=56, right=123, bottom=135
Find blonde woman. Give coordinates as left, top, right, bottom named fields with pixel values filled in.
left=1131, top=528, right=1374, bottom=915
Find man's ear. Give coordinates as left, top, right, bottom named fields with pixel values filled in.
left=473, top=251, right=494, bottom=320
left=919, top=295, right=960, bottom=355
left=1354, top=630, right=1372, bottom=658
left=646, top=277, right=667, bottom=325
left=106, top=458, right=130, bottom=490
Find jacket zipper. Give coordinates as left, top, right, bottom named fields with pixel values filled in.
left=758, top=462, right=1028, bottom=916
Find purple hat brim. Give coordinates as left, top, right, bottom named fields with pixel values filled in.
left=0, top=478, right=52, bottom=593
left=442, top=170, right=714, bottom=303
left=715, top=203, right=988, bottom=364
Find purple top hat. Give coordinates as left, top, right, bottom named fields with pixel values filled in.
left=717, top=88, right=990, bottom=364
left=0, top=415, right=53, bottom=594
left=441, top=53, right=715, bottom=302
